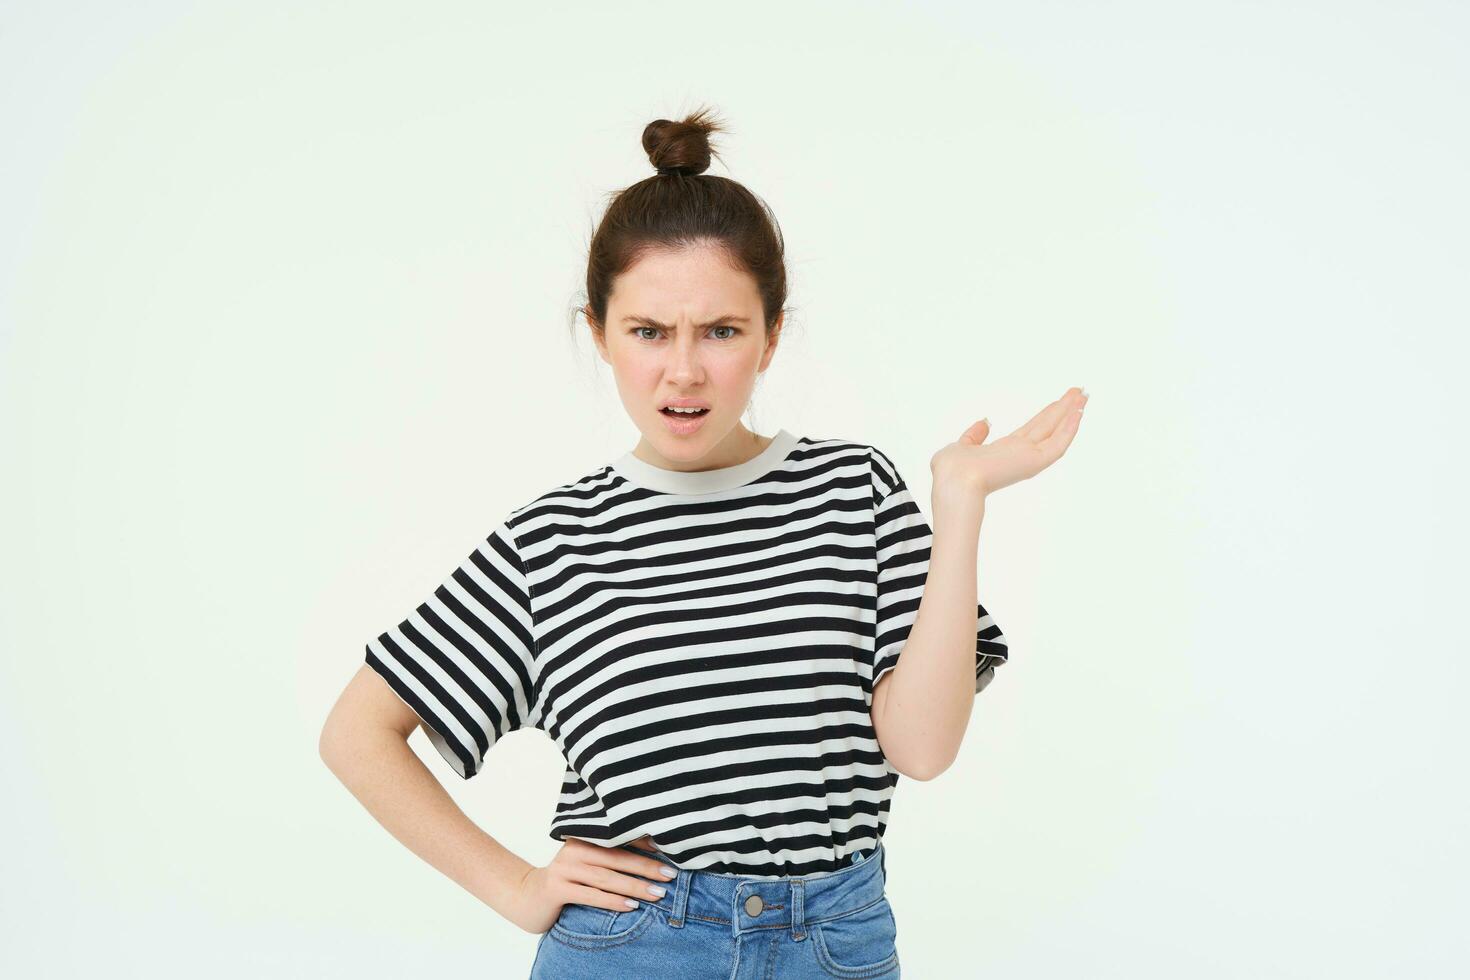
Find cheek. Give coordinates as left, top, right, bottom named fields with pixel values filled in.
left=707, top=347, right=764, bottom=389
left=610, top=350, right=664, bottom=390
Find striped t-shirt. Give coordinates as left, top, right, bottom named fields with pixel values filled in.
left=364, top=428, right=1009, bottom=878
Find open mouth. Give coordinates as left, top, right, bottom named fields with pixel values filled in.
left=660, top=407, right=710, bottom=418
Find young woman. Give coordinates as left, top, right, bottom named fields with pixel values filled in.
left=320, top=106, right=1086, bottom=978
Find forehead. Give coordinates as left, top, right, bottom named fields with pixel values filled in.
left=608, top=244, right=761, bottom=318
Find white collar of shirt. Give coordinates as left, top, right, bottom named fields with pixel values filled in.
left=611, top=428, right=799, bottom=495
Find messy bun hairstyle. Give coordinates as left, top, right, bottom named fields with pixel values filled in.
left=579, top=105, right=788, bottom=338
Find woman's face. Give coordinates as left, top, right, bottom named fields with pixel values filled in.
left=591, top=242, right=781, bottom=470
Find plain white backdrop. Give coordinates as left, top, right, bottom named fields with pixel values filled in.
left=2, top=1, right=1466, bottom=976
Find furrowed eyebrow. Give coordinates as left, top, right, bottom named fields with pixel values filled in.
left=622, top=315, right=751, bottom=330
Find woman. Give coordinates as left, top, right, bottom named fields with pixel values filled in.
left=320, top=106, right=1086, bottom=978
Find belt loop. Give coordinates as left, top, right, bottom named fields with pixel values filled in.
left=790, top=878, right=807, bottom=941
left=667, top=863, right=692, bottom=928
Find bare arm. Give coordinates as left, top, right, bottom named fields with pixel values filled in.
left=870, top=489, right=986, bottom=780
left=319, top=665, right=534, bottom=920
left=872, top=386, right=1088, bottom=779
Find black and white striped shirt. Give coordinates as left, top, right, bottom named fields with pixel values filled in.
left=364, top=429, right=1009, bottom=877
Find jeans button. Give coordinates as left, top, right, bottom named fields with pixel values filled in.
left=745, top=894, right=764, bottom=916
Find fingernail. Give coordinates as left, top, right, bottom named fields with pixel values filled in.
left=659, top=865, right=678, bottom=878
left=1081, top=387, right=1089, bottom=397
left=625, top=898, right=640, bottom=908
left=647, top=884, right=666, bottom=898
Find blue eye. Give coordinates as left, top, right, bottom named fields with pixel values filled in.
left=634, top=327, right=660, bottom=341
left=712, top=325, right=736, bottom=339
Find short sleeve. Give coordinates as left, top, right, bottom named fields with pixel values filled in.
left=363, top=517, right=540, bottom=779
left=871, top=446, right=1010, bottom=695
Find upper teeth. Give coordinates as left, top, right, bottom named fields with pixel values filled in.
left=667, top=407, right=704, bottom=413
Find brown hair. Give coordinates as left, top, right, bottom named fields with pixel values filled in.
left=577, top=106, right=790, bottom=339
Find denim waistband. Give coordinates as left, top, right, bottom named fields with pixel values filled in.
left=618, top=841, right=889, bottom=940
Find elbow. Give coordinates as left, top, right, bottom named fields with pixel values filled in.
left=318, top=718, right=341, bottom=773
left=897, top=751, right=955, bottom=782
left=318, top=707, right=353, bottom=775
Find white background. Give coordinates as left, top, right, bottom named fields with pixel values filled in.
left=2, top=1, right=1466, bottom=976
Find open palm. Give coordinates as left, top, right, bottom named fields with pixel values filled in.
left=930, top=386, right=1088, bottom=498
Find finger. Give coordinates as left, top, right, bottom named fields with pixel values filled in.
left=583, top=845, right=678, bottom=885
left=578, top=861, right=674, bottom=905
left=1037, top=403, right=1084, bottom=462
left=1018, top=387, right=1087, bottom=443
left=1010, top=395, right=1066, bottom=441
left=630, top=834, right=661, bottom=851
left=566, top=881, right=650, bottom=912
left=1017, top=386, right=1085, bottom=441
left=958, top=417, right=990, bottom=446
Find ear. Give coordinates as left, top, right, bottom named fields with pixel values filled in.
left=586, top=307, right=610, bottom=364
left=757, top=312, right=783, bottom=373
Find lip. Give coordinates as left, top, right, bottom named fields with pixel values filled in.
left=660, top=398, right=711, bottom=410
left=658, top=403, right=710, bottom=435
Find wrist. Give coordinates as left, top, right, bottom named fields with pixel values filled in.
left=932, top=475, right=987, bottom=508
left=931, top=484, right=986, bottom=526
left=472, top=842, right=535, bottom=916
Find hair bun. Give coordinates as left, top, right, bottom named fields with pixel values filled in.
left=642, top=106, right=725, bottom=177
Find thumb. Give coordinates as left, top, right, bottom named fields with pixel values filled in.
left=958, top=417, right=991, bottom=446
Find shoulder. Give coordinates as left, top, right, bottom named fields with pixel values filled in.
left=789, top=434, right=908, bottom=504
left=498, top=458, right=624, bottom=541
left=832, top=438, right=908, bottom=504
left=865, top=444, right=903, bottom=492
left=784, top=434, right=881, bottom=481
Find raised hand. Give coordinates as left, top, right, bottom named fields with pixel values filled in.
left=929, top=386, right=1088, bottom=499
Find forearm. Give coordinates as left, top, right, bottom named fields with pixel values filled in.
left=322, top=722, right=533, bottom=919
left=873, top=487, right=986, bottom=779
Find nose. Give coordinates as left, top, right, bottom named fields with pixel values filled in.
left=665, top=332, right=704, bottom=385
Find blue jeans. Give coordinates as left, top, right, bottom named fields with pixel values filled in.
left=529, top=840, right=900, bottom=979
